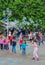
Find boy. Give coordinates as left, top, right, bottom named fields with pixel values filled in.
left=12, top=36, right=17, bottom=53
left=21, top=40, right=28, bottom=55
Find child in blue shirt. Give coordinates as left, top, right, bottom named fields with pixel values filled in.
left=21, top=40, right=28, bottom=55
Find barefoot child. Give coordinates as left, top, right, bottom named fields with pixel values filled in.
left=31, top=36, right=39, bottom=61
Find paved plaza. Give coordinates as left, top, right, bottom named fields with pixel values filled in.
left=0, top=41, right=45, bottom=65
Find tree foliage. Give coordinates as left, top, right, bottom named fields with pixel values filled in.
left=0, top=0, right=45, bottom=30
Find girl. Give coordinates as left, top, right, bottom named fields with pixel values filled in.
left=31, top=37, right=39, bottom=61
left=4, top=37, right=10, bottom=50
left=0, top=36, right=4, bottom=50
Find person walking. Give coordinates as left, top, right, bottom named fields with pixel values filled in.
left=12, top=36, right=17, bottom=53
left=21, top=40, right=28, bottom=55
left=4, top=36, right=10, bottom=50
left=31, top=37, right=39, bottom=61
left=0, top=36, right=4, bottom=50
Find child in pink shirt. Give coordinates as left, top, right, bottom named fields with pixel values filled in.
left=31, top=37, right=39, bottom=61
left=0, top=36, right=4, bottom=50
left=4, top=37, right=10, bottom=50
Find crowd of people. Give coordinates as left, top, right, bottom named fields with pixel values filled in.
left=0, top=30, right=44, bottom=61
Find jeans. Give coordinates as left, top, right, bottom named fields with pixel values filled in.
left=22, top=48, right=26, bottom=55
left=20, top=44, right=22, bottom=50
left=12, top=46, right=16, bottom=53
left=4, top=44, right=9, bottom=50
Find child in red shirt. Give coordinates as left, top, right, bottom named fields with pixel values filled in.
left=19, top=38, right=23, bottom=50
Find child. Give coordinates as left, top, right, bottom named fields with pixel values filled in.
left=9, top=35, right=13, bottom=45
left=12, top=36, right=17, bottom=53
left=0, top=36, right=4, bottom=50
left=19, top=32, right=24, bottom=50
left=19, top=38, right=23, bottom=50
left=21, top=40, right=28, bottom=55
left=4, top=37, right=10, bottom=50
left=31, top=37, right=39, bottom=61
left=28, top=31, right=33, bottom=42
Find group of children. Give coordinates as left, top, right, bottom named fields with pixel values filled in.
left=0, top=32, right=40, bottom=61
left=18, top=32, right=39, bottom=61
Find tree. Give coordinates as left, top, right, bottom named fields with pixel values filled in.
left=0, top=0, right=45, bottom=31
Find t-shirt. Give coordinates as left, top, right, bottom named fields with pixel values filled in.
left=21, top=43, right=28, bottom=49
left=12, top=41, right=16, bottom=46
left=19, top=39, right=23, bottom=44
left=32, top=42, right=38, bottom=48
left=9, top=36, right=13, bottom=41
